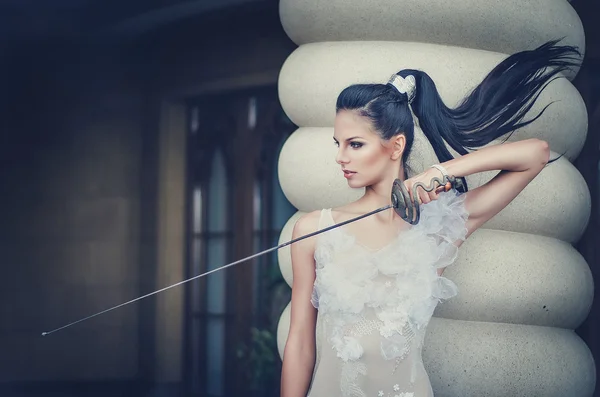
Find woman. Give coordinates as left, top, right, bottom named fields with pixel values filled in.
left=280, top=40, right=581, bottom=397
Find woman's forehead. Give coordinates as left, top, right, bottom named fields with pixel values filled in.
left=334, top=111, right=376, bottom=138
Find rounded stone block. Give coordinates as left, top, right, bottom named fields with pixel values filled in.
left=279, top=42, right=587, bottom=159
left=280, top=0, right=585, bottom=62
left=436, top=229, right=593, bottom=329
left=277, top=210, right=305, bottom=287
left=276, top=302, right=291, bottom=360
left=476, top=155, right=590, bottom=244
left=278, top=128, right=591, bottom=242
left=278, top=127, right=364, bottom=212
left=423, top=317, right=596, bottom=397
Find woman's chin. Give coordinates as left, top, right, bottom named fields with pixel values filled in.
left=345, top=179, right=367, bottom=189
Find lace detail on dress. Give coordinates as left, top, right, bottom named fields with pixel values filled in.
left=378, top=388, right=415, bottom=397
left=338, top=317, right=383, bottom=396
left=341, top=361, right=367, bottom=397
left=386, top=323, right=415, bottom=372
left=310, top=191, right=469, bottom=397
left=347, top=317, right=381, bottom=338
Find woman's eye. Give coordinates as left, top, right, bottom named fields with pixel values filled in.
left=333, top=141, right=339, bottom=147
left=350, top=142, right=363, bottom=149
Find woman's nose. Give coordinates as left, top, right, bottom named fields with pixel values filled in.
left=335, top=148, right=348, bottom=165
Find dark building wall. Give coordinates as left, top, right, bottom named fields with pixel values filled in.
left=135, top=3, right=296, bottom=96
left=0, top=40, right=145, bottom=383
left=0, top=2, right=296, bottom=389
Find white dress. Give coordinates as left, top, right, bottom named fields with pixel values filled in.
left=308, top=191, right=469, bottom=397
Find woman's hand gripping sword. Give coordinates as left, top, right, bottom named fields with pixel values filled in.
left=41, top=174, right=462, bottom=336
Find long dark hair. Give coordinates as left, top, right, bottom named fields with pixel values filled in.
left=336, top=39, right=582, bottom=191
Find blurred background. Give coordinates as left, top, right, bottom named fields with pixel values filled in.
left=0, top=0, right=598, bottom=396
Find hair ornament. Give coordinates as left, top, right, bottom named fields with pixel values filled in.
left=388, top=74, right=416, bottom=104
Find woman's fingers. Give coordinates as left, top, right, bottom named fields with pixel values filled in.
left=404, top=181, right=420, bottom=205
left=411, top=183, right=429, bottom=204
left=419, top=187, right=431, bottom=204
left=404, top=175, right=444, bottom=207
left=429, top=189, right=439, bottom=201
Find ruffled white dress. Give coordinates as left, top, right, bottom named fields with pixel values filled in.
left=308, top=191, right=469, bottom=397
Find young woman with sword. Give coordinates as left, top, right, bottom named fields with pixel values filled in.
left=39, top=39, right=581, bottom=397
left=280, top=40, right=581, bottom=397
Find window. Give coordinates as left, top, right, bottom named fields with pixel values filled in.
left=185, top=86, right=296, bottom=396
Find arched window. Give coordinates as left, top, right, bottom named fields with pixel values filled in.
left=185, top=87, right=295, bottom=396
left=205, top=149, right=228, bottom=396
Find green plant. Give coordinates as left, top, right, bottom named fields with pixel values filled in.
left=237, top=327, right=279, bottom=394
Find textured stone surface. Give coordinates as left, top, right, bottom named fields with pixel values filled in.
left=436, top=229, right=593, bottom=328
left=276, top=302, right=291, bottom=359
left=279, top=42, right=587, bottom=159
left=423, top=317, right=596, bottom=397
left=278, top=127, right=364, bottom=211
left=280, top=0, right=585, bottom=63
left=474, top=155, right=590, bottom=243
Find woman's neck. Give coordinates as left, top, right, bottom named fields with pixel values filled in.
left=361, top=167, right=405, bottom=209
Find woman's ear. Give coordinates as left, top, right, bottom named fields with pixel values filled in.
left=391, top=134, right=406, bottom=161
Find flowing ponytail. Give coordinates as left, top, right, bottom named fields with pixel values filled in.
left=336, top=39, right=582, bottom=191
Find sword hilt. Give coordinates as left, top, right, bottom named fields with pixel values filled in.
left=391, top=175, right=465, bottom=225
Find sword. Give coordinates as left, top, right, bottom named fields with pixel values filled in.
left=41, top=175, right=463, bottom=336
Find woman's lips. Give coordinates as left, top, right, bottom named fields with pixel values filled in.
left=343, top=170, right=356, bottom=179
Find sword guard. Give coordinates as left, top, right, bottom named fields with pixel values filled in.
left=391, top=175, right=465, bottom=225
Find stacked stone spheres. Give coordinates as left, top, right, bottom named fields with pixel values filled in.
left=275, top=0, right=595, bottom=395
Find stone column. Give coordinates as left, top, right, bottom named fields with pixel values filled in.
left=275, top=1, right=595, bottom=395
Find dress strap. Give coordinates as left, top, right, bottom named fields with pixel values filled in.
left=314, top=209, right=335, bottom=266
left=312, top=209, right=336, bottom=308
left=318, top=208, right=335, bottom=230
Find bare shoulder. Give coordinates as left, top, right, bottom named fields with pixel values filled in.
left=294, top=210, right=322, bottom=236
left=291, top=210, right=323, bottom=257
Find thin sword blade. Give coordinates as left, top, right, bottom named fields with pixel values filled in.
left=41, top=204, right=392, bottom=336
